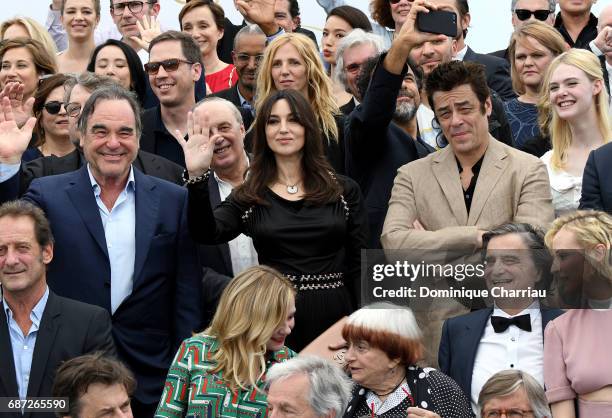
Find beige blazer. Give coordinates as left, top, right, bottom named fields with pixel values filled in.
left=381, top=137, right=554, bottom=251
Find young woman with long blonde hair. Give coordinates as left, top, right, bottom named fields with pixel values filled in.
left=538, top=49, right=611, bottom=216
left=156, top=265, right=297, bottom=418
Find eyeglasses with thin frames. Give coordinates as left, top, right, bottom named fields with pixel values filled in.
left=514, top=9, right=551, bottom=21
left=65, top=102, right=82, bottom=118
left=144, top=59, right=194, bottom=75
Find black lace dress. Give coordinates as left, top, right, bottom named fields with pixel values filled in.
left=187, top=174, right=368, bottom=351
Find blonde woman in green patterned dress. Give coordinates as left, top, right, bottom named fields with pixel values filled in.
left=155, top=265, right=297, bottom=417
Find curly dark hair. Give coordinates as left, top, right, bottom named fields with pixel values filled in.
left=425, top=60, right=489, bottom=114
left=370, top=0, right=395, bottom=29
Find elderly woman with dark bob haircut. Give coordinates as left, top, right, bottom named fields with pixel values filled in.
left=478, top=370, right=551, bottom=418
left=342, top=303, right=474, bottom=418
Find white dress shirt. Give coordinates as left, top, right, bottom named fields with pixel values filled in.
left=88, top=165, right=136, bottom=314
left=455, top=45, right=468, bottom=61
left=470, top=302, right=544, bottom=412
left=214, top=168, right=258, bottom=275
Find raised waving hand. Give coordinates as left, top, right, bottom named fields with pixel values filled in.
left=0, top=96, right=37, bottom=164
left=173, top=109, right=215, bottom=179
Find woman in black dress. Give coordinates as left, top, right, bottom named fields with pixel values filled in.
left=178, top=89, right=368, bottom=351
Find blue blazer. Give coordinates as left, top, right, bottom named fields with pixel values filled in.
left=438, top=307, right=563, bottom=399
left=22, top=165, right=203, bottom=405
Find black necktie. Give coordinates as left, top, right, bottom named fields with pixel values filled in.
left=491, top=314, right=532, bottom=333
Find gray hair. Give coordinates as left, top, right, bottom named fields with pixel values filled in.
left=335, top=29, right=385, bottom=89
left=64, top=72, right=120, bottom=103
left=511, top=0, right=556, bottom=13
left=193, top=96, right=244, bottom=127
left=77, top=85, right=142, bottom=138
left=267, top=356, right=353, bottom=418
left=233, top=24, right=266, bottom=50
left=478, top=370, right=551, bottom=418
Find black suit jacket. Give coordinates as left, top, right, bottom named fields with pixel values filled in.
left=579, top=141, right=612, bottom=213
left=601, top=56, right=610, bottom=97
left=211, top=83, right=242, bottom=107
left=198, top=174, right=234, bottom=327
left=464, top=46, right=516, bottom=101
left=217, top=18, right=247, bottom=64
left=0, top=149, right=183, bottom=204
left=339, top=97, right=356, bottom=116
left=295, top=27, right=319, bottom=50
left=210, top=84, right=255, bottom=130
left=0, top=290, right=115, bottom=418
left=489, top=47, right=509, bottom=64
left=345, top=53, right=430, bottom=247
left=438, top=307, right=563, bottom=400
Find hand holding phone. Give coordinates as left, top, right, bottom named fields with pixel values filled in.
left=416, top=10, right=457, bottom=38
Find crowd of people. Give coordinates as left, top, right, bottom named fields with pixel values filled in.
left=0, top=0, right=611, bottom=417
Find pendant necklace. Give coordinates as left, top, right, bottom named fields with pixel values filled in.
left=278, top=178, right=300, bottom=194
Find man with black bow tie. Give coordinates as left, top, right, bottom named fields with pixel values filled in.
left=438, top=223, right=563, bottom=413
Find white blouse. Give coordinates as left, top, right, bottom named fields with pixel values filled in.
left=541, top=151, right=582, bottom=217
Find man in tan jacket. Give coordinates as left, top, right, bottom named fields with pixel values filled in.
left=381, top=60, right=554, bottom=366
left=382, top=60, right=553, bottom=250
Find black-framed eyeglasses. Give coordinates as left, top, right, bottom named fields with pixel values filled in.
left=234, top=53, right=264, bottom=64
left=514, top=9, right=551, bottom=21
left=389, top=0, right=401, bottom=4
left=65, top=102, right=82, bottom=118
left=144, top=59, right=193, bottom=75
left=110, top=1, right=152, bottom=16
left=43, top=101, right=65, bottom=115
left=483, top=409, right=534, bottom=418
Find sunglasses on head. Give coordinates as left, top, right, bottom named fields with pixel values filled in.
left=514, top=9, right=551, bottom=21
left=143, top=58, right=193, bottom=75
left=43, top=101, right=65, bottom=115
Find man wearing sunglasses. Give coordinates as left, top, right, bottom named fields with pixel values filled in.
left=554, top=0, right=598, bottom=50
left=211, top=25, right=266, bottom=129
left=489, top=0, right=556, bottom=63
left=139, top=31, right=203, bottom=168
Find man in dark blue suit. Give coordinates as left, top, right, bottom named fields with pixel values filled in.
left=4, top=86, right=202, bottom=417
left=580, top=142, right=612, bottom=212
left=439, top=223, right=562, bottom=411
